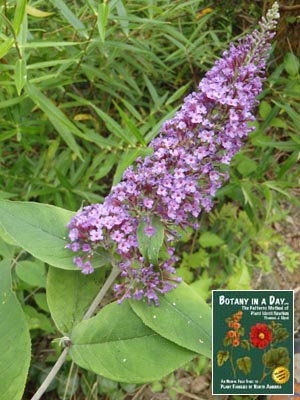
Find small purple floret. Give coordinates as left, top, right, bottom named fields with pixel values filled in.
left=144, top=225, right=156, bottom=237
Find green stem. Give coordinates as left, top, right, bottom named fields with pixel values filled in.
left=30, top=347, right=69, bottom=400
left=260, top=351, right=268, bottom=383
left=0, top=12, right=23, bottom=59
left=260, top=365, right=268, bottom=383
left=30, top=262, right=120, bottom=400
left=83, top=263, right=120, bottom=320
left=230, top=346, right=237, bottom=379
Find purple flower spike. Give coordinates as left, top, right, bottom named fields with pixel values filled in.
left=66, top=3, right=279, bottom=305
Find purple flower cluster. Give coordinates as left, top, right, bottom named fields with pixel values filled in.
left=66, top=3, right=279, bottom=305
left=114, top=257, right=180, bottom=306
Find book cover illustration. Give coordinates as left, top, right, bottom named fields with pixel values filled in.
left=212, top=290, right=294, bottom=395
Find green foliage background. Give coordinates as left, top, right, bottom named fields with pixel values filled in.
left=0, top=0, right=299, bottom=399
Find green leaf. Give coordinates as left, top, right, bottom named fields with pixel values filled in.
left=23, top=305, right=55, bottom=333
left=70, top=301, right=195, bottom=383
left=175, top=265, right=194, bottom=283
left=47, top=267, right=105, bottom=335
left=23, top=41, right=81, bottom=48
left=227, top=259, right=251, bottom=290
left=235, top=155, right=257, bottom=177
left=262, top=347, right=290, bottom=369
left=240, top=339, right=251, bottom=351
left=166, top=82, right=190, bottom=105
left=113, top=102, right=146, bottom=145
left=15, top=259, right=47, bottom=287
left=273, top=326, right=290, bottom=343
left=34, top=293, right=50, bottom=312
left=51, top=0, right=88, bottom=39
left=92, top=106, right=134, bottom=145
left=259, top=101, right=272, bottom=119
left=137, top=215, right=164, bottom=265
left=0, top=38, right=14, bottom=59
left=217, top=350, right=229, bottom=366
left=143, top=73, right=160, bottom=108
left=264, top=181, right=291, bottom=199
left=270, top=321, right=290, bottom=344
left=223, top=336, right=232, bottom=347
left=26, top=4, right=54, bottom=17
left=0, top=260, right=31, bottom=400
left=0, top=237, right=16, bottom=259
left=240, top=182, right=254, bottom=207
left=190, top=272, right=213, bottom=301
left=129, top=282, right=212, bottom=357
left=283, top=52, right=299, bottom=77
left=0, top=95, right=25, bottom=109
left=199, top=232, right=224, bottom=248
left=18, top=6, right=27, bottom=53
left=277, top=151, right=299, bottom=179
left=180, top=251, right=208, bottom=270
left=116, top=0, right=129, bottom=36
left=0, top=223, right=19, bottom=247
left=270, top=117, right=287, bottom=129
left=252, top=134, right=300, bottom=151
left=13, top=0, right=27, bottom=36
left=0, top=200, right=76, bottom=269
left=15, top=57, right=27, bottom=95
left=273, top=101, right=300, bottom=130
left=236, top=356, right=251, bottom=375
left=97, top=1, right=110, bottom=43
left=26, top=83, right=83, bottom=159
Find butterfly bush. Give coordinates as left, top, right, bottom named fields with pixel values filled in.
left=66, top=3, right=279, bottom=305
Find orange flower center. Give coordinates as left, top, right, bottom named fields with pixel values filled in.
left=258, top=332, right=265, bottom=340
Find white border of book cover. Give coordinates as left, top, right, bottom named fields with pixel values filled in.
left=212, top=290, right=294, bottom=396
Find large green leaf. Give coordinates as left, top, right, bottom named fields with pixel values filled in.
left=129, top=282, right=212, bottom=357
left=70, top=301, right=195, bottom=383
left=0, top=260, right=31, bottom=400
left=0, top=237, right=16, bottom=259
left=16, top=259, right=47, bottom=288
left=47, top=267, right=105, bottom=335
left=0, top=200, right=76, bottom=269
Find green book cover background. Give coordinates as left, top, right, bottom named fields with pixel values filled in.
left=212, top=290, right=294, bottom=395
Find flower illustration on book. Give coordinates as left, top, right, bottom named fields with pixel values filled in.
left=250, top=323, right=273, bottom=349
left=217, top=317, right=290, bottom=382
left=217, top=310, right=251, bottom=378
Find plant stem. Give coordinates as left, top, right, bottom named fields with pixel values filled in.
left=30, top=347, right=69, bottom=400
left=30, top=262, right=120, bottom=400
left=230, top=347, right=237, bottom=379
left=260, top=354, right=268, bottom=383
left=83, top=263, right=120, bottom=320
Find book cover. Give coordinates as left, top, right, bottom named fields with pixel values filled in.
left=212, top=290, right=294, bottom=395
